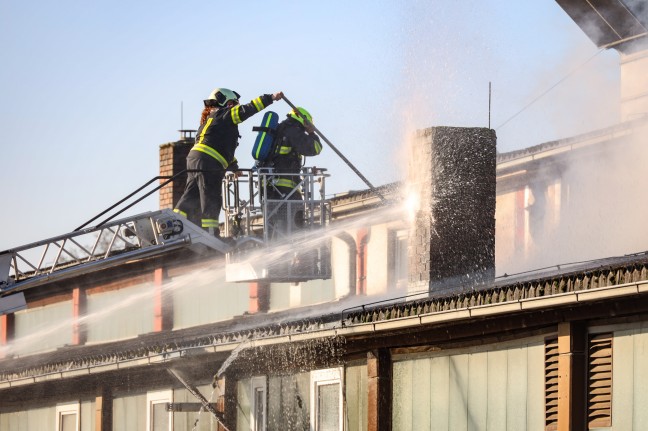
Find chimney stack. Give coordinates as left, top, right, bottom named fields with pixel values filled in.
left=408, top=127, right=496, bottom=294
left=158, top=130, right=196, bottom=210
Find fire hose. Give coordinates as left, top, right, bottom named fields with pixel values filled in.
left=281, top=95, right=387, bottom=204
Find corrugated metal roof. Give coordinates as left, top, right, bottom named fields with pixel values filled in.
left=556, top=0, right=648, bottom=51
left=1, top=252, right=647, bottom=384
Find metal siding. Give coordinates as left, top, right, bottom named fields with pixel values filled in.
left=81, top=399, right=95, bottom=431
left=612, top=329, right=633, bottom=430
left=392, top=341, right=545, bottom=430
left=468, top=352, right=488, bottom=431
left=266, top=373, right=309, bottom=431
left=172, top=384, right=218, bottom=431
left=526, top=343, right=545, bottom=431
left=0, top=407, right=55, bottom=430
left=237, top=378, right=252, bottom=431
left=86, top=283, right=154, bottom=342
left=487, top=349, right=508, bottom=430
left=269, top=283, right=291, bottom=311
left=412, top=358, right=432, bottom=429
left=9, top=411, right=25, bottom=431
left=331, top=236, right=352, bottom=297
left=296, top=372, right=311, bottom=428
left=430, top=355, right=450, bottom=431
left=113, top=392, right=146, bottom=431
left=299, top=278, right=336, bottom=306
left=634, top=326, right=648, bottom=429
left=392, top=360, right=413, bottom=430
left=449, top=354, right=469, bottom=431
left=172, top=273, right=248, bottom=329
left=13, top=300, right=73, bottom=356
left=345, top=364, right=368, bottom=431
left=506, top=347, right=528, bottom=431
left=366, top=225, right=389, bottom=294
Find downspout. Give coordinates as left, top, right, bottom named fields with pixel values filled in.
left=356, top=228, right=371, bottom=296
left=335, top=232, right=357, bottom=296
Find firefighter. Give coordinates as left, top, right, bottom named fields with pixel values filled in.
left=263, top=107, right=322, bottom=238
left=174, top=88, right=283, bottom=236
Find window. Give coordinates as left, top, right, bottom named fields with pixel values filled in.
left=147, top=390, right=173, bottom=431
left=392, top=229, right=409, bottom=290
left=310, top=368, right=343, bottom=431
left=56, top=402, right=80, bottom=431
left=250, top=376, right=267, bottom=431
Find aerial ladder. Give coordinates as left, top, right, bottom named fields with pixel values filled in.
left=0, top=166, right=333, bottom=314
left=0, top=95, right=383, bottom=313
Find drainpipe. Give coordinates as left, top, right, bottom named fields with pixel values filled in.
left=356, top=228, right=371, bottom=296
left=335, top=232, right=357, bottom=296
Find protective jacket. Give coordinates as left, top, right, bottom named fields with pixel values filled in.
left=192, top=94, right=275, bottom=169
left=174, top=94, right=275, bottom=231
left=267, top=117, right=322, bottom=188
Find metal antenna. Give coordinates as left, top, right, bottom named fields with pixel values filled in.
left=488, top=82, right=492, bottom=129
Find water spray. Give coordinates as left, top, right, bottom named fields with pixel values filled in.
left=168, top=368, right=231, bottom=431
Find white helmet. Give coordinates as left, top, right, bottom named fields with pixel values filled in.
left=204, top=88, right=241, bottom=107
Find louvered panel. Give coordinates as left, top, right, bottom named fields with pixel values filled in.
left=588, top=333, right=613, bottom=429
left=545, top=338, right=559, bottom=431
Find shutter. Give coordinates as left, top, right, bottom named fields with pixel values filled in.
left=588, top=333, right=613, bottom=428
left=545, top=338, right=559, bottom=431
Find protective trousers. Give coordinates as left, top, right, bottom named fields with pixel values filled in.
left=174, top=151, right=224, bottom=231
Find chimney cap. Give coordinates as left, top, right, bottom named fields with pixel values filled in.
left=178, top=129, right=197, bottom=140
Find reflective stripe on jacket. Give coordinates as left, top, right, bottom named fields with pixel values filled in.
left=193, top=94, right=274, bottom=168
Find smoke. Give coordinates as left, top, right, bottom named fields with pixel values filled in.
left=499, top=121, right=648, bottom=276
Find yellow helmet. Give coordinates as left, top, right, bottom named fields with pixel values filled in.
left=288, top=107, right=313, bottom=126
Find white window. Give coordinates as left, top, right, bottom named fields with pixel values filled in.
left=250, top=376, right=267, bottom=431
left=147, top=390, right=173, bottom=431
left=393, top=229, right=409, bottom=290
left=56, top=402, right=80, bottom=431
left=310, top=368, right=343, bottom=431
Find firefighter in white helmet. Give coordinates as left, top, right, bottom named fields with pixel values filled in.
left=174, top=88, right=283, bottom=236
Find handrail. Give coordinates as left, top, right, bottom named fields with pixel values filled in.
left=74, top=170, right=187, bottom=231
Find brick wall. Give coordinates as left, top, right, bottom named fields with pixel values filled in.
left=408, top=127, right=496, bottom=294
left=159, top=139, right=194, bottom=210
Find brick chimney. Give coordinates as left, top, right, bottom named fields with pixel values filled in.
left=408, top=127, right=496, bottom=294
left=159, top=130, right=195, bottom=210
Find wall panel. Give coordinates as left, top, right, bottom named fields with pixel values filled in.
left=13, top=300, right=73, bottom=356
left=393, top=338, right=544, bottom=431
left=86, top=283, right=154, bottom=342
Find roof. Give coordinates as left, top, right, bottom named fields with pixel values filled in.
left=1, top=251, right=647, bottom=386
left=556, top=0, right=648, bottom=53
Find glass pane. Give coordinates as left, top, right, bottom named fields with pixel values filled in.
left=317, top=383, right=340, bottom=431
left=152, top=402, right=169, bottom=431
left=60, top=413, right=77, bottom=431
left=254, top=388, right=265, bottom=431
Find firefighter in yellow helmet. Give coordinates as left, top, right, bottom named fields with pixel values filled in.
left=174, top=88, right=283, bottom=236
left=261, top=107, right=322, bottom=238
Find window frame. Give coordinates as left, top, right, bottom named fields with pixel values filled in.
left=250, top=375, right=267, bottom=431
left=146, top=389, right=173, bottom=431
left=310, top=368, right=343, bottom=431
left=56, top=401, right=80, bottom=431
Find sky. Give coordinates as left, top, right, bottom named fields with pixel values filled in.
left=0, top=0, right=621, bottom=251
